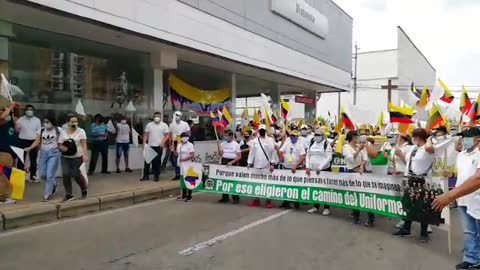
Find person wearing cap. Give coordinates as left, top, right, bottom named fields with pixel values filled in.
left=176, top=132, right=195, bottom=202
left=306, top=127, right=334, bottom=215
left=114, top=116, right=132, bottom=173
left=394, top=128, right=435, bottom=242
left=218, top=129, right=241, bottom=204
left=247, top=124, right=277, bottom=208
left=279, top=129, right=306, bottom=209
left=88, top=114, right=110, bottom=175
left=0, top=102, right=19, bottom=204
left=432, top=127, right=480, bottom=269
left=300, top=124, right=313, bottom=150
left=431, top=125, right=449, bottom=144
left=169, top=111, right=191, bottom=181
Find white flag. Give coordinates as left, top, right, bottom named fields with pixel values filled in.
left=143, top=144, right=158, bottom=164
left=106, top=120, right=116, bottom=133
left=132, top=128, right=139, bottom=147
left=1, top=74, right=12, bottom=101
left=75, top=99, right=85, bottom=116
left=10, top=146, right=24, bottom=165
left=79, top=163, right=89, bottom=185
left=125, top=100, right=136, bottom=112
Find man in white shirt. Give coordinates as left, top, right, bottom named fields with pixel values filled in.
left=300, top=124, right=313, bottom=150
left=279, top=130, right=306, bottom=210
left=141, top=112, right=170, bottom=182
left=16, top=104, right=42, bottom=181
left=169, top=111, right=191, bottom=180
left=433, top=127, right=480, bottom=269
left=247, top=124, right=277, bottom=208
left=218, top=129, right=241, bottom=204
left=306, top=127, right=333, bottom=215
left=114, top=116, right=132, bottom=174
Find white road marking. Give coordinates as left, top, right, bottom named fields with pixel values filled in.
left=178, top=210, right=290, bottom=256
left=0, top=193, right=206, bottom=238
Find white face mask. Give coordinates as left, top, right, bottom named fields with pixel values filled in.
left=181, top=137, right=189, bottom=143
left=153, top=117, right=161, bottom=123
left=120, top=120, right=127, bottom=124
left=26, top=110, right=34, bottom=117
left=301, top=130, right=308, bottom=136
left=44, top=122, right=52, bottom=129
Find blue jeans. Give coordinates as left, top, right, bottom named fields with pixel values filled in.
left=38, top=148, right=60, bottom=197
left=460, top=206, right=480, bottom=264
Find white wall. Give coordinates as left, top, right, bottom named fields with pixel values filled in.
left=25, top=0, right=351, bottom=90
left=357, top=50, right=398, bottom=80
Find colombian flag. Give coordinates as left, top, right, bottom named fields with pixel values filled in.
left=461, top=86, right=472, bottom=114
left=253, top=109, right=261, bottom=129
left=340, top=107, right=355, bottom=130
left=438, top=79, right=454, bottom=104
left=281, top=99, right=290, bottom=120
left=0, top=165, right=25, bottom=200
left=417, top=87, right=430, bottom=108
left=467, top=92, right=480, bottom=124
left=271, top=111, right=278, bottom=124
left=426, top=104, right=444, bottom=130
left=221, top=107, right=233, bottom=128
left=210, top=111, right=223, bottom=128
left=389, top=103, right=415, bottom=124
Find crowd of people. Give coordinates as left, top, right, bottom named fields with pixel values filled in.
left=1, top=102, right=480, bottom=269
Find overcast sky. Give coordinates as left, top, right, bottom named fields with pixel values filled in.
left=333, top=0, right=480, bottom=90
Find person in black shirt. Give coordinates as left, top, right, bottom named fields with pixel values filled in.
left=0, top=102, right=20, bottom=204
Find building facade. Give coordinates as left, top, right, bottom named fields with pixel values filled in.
left=0, top=0, right=352, bottom=169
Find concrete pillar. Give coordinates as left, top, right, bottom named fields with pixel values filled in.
left=270, top=84, right=280, bottom=118
left=231, top=73, right=237, bottom=128
left=150, top=50, right=178, bottom=114
left=152, top=69, right=163, bottom=113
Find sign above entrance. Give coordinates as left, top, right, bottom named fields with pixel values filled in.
left=295, top=95, right=315, bottom=105
left=271, top=0, right=329, bottom=38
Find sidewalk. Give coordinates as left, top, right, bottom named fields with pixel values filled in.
left=0, top=169, right=180, bottom=230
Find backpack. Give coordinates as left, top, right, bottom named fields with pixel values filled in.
left=62, top=139, right=77, bottom=156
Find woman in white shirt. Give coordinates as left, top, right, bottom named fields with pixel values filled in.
left=390, top=134, right=413, bottom=175
left=25, top=116, right=62, bottom=201
left=176, top=132, right=195, bottom=202
left=218, top=130, right=241, bottom=204
left=58, top=114, right=88, bottom=202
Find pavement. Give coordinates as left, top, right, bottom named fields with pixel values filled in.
left=0, top=193, right=464, bottom=270
left=0, top=169, right=179, bottom=230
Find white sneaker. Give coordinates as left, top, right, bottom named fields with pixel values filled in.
left=427, top=225, right=433, bottom=233
left=395, top=220, right=405, bottom=229
left=307, top=207, right=319, bottom=214
left=0, top=198, right=16, bottom=204
left=322, top=208, right=331, bottom=216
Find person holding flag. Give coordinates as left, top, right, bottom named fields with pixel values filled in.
left=141, top=112, right=170, bottom=182
left=218, top=129, right=241, bottom=204
left=169, top=111, right=191, bottom=181
left=176, top=132, right=195, bottom=202
left=0, top=101, right=20, bottom=204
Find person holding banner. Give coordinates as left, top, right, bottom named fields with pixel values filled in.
left=177, top=132, right=195, bottom=202
left=394, top=128, right=435, bottom=242
left=141, top=112, right=169, bottom=182
left=433, top=127, right=480, bottom=270
left=218, top=130, right=241, bottom=204
left=343, top=130, right=376, bottom=226
left=58, top=114, right=88, bottom=202
left=247, top=124, right=277, bottom=208
left=279, top=130, right=306, bottom=210
left=24, top=116, right=62, bottom=201
left=0, top=102, right=19, bottom=204
left=306, top=127, right=333, bottom=215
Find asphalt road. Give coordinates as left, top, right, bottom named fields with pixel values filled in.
left=0, top=193, right=462, bottom=270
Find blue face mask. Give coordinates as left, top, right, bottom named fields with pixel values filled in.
left=290, top=136, right=298, bottom=144
left=463, top=137, right=475, bottom=150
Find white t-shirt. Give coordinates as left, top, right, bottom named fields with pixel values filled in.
left=389, top=142, right=413, bottom=174
left=300, top=134, right=313, bottom=150
left=221, top=140, right=241, bottom=160
left=177, top=142, right=195, bottom=164
left=116, top=123, right=131, bottom=143
left=37, top=127, right=61, bottom=150
left=169, top=120, right=190, bottom=142
left=247, top=137, right=277, bottom=169
left=17, top=116, right=41, bottom=140
left=404, top=145, right=434, bottom=176
left=306, top=138, right=333, bottom=171
left=58, top=128, right=87, bottom=158
left=342, top=144, right=368, bottom=170
left=280, top=140, right=306, bottom=169
left=145, top=121, right=169, bottom=147
left=455, top=149, right=480, bottom=207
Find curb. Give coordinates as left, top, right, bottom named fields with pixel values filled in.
left=0, top=185, right=180, bottom=231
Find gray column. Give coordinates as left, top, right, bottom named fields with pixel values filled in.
left=270, top=84, right=280, bottom=119
left=231, top=73, right=237, bottom=129
left=152, top=69, right=163, bottom=113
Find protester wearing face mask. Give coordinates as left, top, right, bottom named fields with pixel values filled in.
left=16, top=104, right=41, bottom=182
left=279, top=130, right=306, bottom=210
left=24, top=116, right=61, bottom=201
left=0, top=102, right=20, bottom=204
left=58, top=114, right=88, bottom=202
left=247, top=125, right=277, bottom=208
left=239, top=130, right=253, bottom=167
left=299, top=124, right=312, bottom=150
left=306, top=127, right=334, bottom=215
left=218, top=130, right=241, bottom=204
left=431, top=126, right=449, bottom=144
left=88, top=114, right=109, bottom=175
left=394, top=128, right=435, bottom=242
left=141, top=112, right=170, bottom=182
left=115, top=116, right=132, bottom=174
left=343, top=130, right=375, bottom=226
left=176, top=132, right=195, bottom=202
left=169, top=111, right=191, bottom=181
